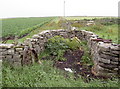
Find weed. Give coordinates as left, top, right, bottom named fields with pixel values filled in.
left=44, top=36, right=68, bottom=61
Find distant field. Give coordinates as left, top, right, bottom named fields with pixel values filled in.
left=1, top=16, right=118, bottom=44
left=2, top=17, right=54, bottom=38
left=65, top=16, right=116, bottom=20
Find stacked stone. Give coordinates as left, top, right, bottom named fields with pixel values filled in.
left=0, top=44, right=14, bottom=63
left=58, top=30, right=69, bottom=38
left=0, top=44, right=24, bottom=66
left=96, top=43, right=119, bottom=76
left=79, top=30, right=119, bottom=77
left=74, top=30, right=82, bottom=39
left=13, top=44, right=24, bottom=66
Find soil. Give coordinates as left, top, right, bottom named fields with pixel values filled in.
left=1, top=33, right=29, bottom=43
left=53, top=49, right=111, bottom=82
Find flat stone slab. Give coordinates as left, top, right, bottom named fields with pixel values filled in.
left=91, top=38, right=112, bottom=43
left=32, top=34, right=40, bottom=39
left=0, top=44, right=14, bottom=49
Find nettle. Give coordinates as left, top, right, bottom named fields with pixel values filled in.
left=45, top=36, right=82, bottom=61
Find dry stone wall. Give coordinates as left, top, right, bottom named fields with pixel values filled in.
left=79, top=30, right=119, bottom=77
left=0, top=29, right=119, bottom=77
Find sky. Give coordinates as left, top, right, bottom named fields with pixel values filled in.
left=0, top=0, right=119, bottom=18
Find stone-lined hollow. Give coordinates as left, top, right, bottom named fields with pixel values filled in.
left=0, top=29, right=119, bottom=77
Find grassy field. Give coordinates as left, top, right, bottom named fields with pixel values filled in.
left=65, top=16, right=114, bottom=20
left=2, top=61, right=119, bottom=87
left=2, top=17, right=54, bottom=38
left=66, top=16, right=118, bottom=44
left=4, top=17, right=63, bottom=43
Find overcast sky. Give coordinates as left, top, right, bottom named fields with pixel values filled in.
left=0, top=0, right=119, bottom=18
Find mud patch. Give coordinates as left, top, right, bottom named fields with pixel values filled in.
left=53, top=49, right=111, bottom=82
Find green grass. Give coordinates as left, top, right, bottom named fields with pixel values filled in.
left=2, top=61, right=119, bottom=87
left=2, top=17, right=54, bottom=38
left=0, top=61, right=2, bottom=88
left=79, top=24, right=118, bottom=43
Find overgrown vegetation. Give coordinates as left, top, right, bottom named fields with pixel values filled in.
left=2, top=61, right=119, bottom=87
left=80, top=41, right=93, bottom=65
left=39, top=36, right=82, bottom=61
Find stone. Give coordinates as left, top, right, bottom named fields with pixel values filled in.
left=7, top=49, right=14, bottom=54
left=113, top=68, right=118, bottom=71
left=30, top=38, right=38, bottom=42
left=40, top=46, right=45, bottom=51
left=98, top=62, right=118, bottom=69
left=59, top=32, right=68, bottom=38
left=24, top=38, right=30, bottom=46
left=119, top=66, right=120, bottom=69
left=98, top=58, right=110, bottom=64
left=110, top=50, right=120, bottom=55
left=92, top=70, right=118, bottom=77
left=34, top=45, right=41, bottom=53
left=31, top=41, right=36, bottom=45
left=100, top=53, right=118, bottom=62
left=0, top=56, right=5, bottom=59
left=72, top=27, right=76, bottom=30
left=111, top=57, right=119, bottom=62
left=32, top=34, right=40, bottom=39
left=6, top=55, right=13, bottom=60
left=4, top=58, right=14, bottom=64
left=0, top=44, right=14, bottom=49
left=68, top=34, right=75, bottom=38
left=39, top=37, right=44, bottom=40
left=17, top=43, right=24, bottom=46
left=93, top=65, right=116, bottom=73
left=45, top=33, right=53, bottom=38
left=0, top=49, right=7, bottom=52
left=110, top=45, right=120, bottom=51
left=99, top=53, right=110, bottom=59
left=98, top=43, right=111, bottom=52
left=101, top=51, right=118, bottom=57
left=15, top=48, right=23, bottom=51
left=39, top=30, right=51, bottom=35
left=18, top=50, right=23, bottom=54
left=86, top=31, right=94, bottom=36
left=110, top=61, right=119, bottom=65
left=13, top=54, right=21, bottom=62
